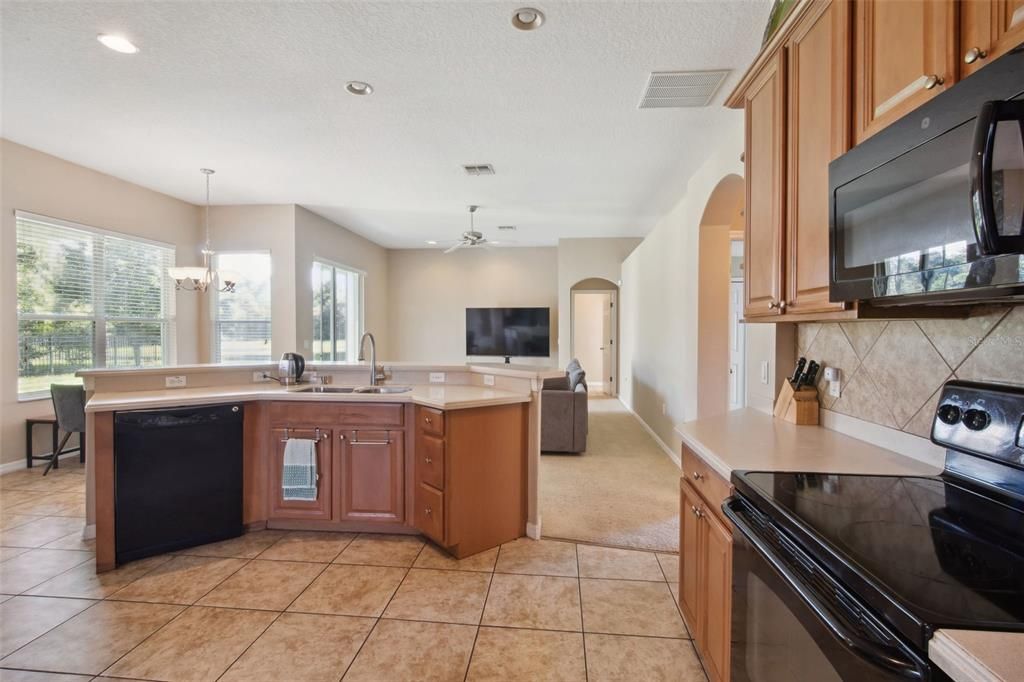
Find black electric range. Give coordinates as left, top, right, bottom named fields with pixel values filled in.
left=726, top=380, right=1024, bottom=682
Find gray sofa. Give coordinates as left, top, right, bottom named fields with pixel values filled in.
left=541, top=359, right=588, bottom=454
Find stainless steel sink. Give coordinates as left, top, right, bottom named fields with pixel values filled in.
left=354, top=386, right=412, bottom=394
left=294, top=386, right=357, bottom=394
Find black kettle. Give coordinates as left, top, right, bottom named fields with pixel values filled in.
left=278, top=352, right=305, bottom=384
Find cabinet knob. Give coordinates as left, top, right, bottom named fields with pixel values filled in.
left=964, top=47, right=988, bottom=64
left=768, top=300, right=786, bottom=310
left=425, top=507, right=432, bottom=515
left=923, top=74, right=944, bottom=90
left=424, top=457, right=433, bottom=464
left=691, top=471, right=704, bottom=481
left=339, top=434, right=346, bottom=441
left=424, top=417, right=432, bottom=424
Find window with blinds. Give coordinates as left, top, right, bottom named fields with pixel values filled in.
left=312, top=260, right=364, bottom=362
left=213, top=252, right=272, bottom=363
left=15, top=211, right=176, bottom=398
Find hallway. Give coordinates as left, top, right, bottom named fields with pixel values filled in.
left=540, top=397, right=681, bottom=552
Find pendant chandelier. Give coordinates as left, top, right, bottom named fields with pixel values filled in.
left=168, top=168, right=237, bottom=293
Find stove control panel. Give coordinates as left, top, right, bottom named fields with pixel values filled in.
left=933, top=380, right=1024, bottom=467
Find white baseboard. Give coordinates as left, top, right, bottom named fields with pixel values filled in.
left=618, top=398, right=681, bottom=468
left=0, top=451, right=80, bottom=476
left=526, top=521, right=542, bottom=540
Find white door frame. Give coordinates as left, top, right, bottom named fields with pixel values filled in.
left=570, top=288, right=619, bottom=396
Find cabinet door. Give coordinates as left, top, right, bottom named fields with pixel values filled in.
left=744, top=49, right=787, bottom=318
left=679, top=480, right=704, bottom=637
left=337, top=430, right=404, bottom=523
left=961, top=0, right=1024, bottom=77
left=853, top=0, right=957, bottom=143
left=270, top=428, right=331, bottom=520
left=785, top=0, right=850, bottom=314
left=701, top=509, right=733, bottom=682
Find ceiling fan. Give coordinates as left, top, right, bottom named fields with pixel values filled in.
left=437, top=205, right=503, bottom=254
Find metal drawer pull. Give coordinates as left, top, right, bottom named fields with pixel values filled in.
left=964, top=47, right=987, bottom=64
left=691, top=471, right=704, bottom=481
left=424, top=457, right=433, bottom=464
left=424, top=417, right=432, bottom=424
left=923, top=74, right=944, bottom=90
left=352, top=440, right=391, bottom=446
left=281, top=427, right=323, bottom=443
left=424, top=506, right=432, bottom=515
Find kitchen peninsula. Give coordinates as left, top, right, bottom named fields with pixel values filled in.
left=79, top=361, right=563, bottom=572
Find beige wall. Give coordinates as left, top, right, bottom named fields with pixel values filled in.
left=293, top=206, right=390, bottom=359
left=619, top=113, right=791, bottom=453
left=387, top=247, right=559, bottom=363
left=557, top=238, right=640, bottom=367
left=0, top=139, right=201, bottom=465
left=204, top=205, right=296, bottom=361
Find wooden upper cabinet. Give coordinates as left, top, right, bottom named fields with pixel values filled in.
left=785, top=0, right=851, bottom=315
left=269, top=428, right=332, bottom=521
left=336, top=429, right=404, bottom=524
left=961, top=0, right=1024, bottom=77
left=744, top=49, right=786, bottom=318
left=853, top=0, right=957, bottom=143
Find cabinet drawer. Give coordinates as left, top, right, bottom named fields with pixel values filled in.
left=270, top=401, right=404, bottom=428
left=417, top=406, right=445, bottom=437
left=414, top=482, right=445, bottom=545
left=681, top=445, right=732, bottom=516
left=416, top=433, right=445, bottom=490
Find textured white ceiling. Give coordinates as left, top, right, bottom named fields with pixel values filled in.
left=1, top=1, right=769, bottom=247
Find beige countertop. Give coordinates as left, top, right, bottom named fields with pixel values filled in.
left=929, top=629, right=1024, bottom=682
left=78, top=361, right=565, bottom=381
left=86, top=383, right=531, bottom=413
left=674, top=408, right=941, bottom=480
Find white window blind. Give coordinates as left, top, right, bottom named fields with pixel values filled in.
left=16, top=211, right=176, bottom=398
left=312, top=260, right=364, bottom=362
left=213, top=252, right=272, bottom=363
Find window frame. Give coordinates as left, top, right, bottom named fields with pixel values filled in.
left=15, top=210, right=177, bottom=401
left=211, top=250, right=274, bottom=364
left=311, top=258, right=365, bottom=363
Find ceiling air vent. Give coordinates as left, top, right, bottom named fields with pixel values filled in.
left=462, top=164, right=495, bottom=176
left=638, top=70, right=731, bottom=109
left=497, top=225, right=517, bottom=231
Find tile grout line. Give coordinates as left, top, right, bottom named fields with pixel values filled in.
left=462, top=542, right=501, bottom=682
left=576, top=542, right=589, bottom=682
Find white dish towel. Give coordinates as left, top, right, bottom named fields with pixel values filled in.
left=282, top=438, right=317, bottom=501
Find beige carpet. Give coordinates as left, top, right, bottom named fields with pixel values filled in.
left=540, top=396, right=681, bottom=552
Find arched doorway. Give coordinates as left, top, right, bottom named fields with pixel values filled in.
left=569, top=277, right=619, bottom=396
left=697, top=174, right=745, bottom=418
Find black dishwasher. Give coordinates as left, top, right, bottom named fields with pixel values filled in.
left=114, top=404, right=243, bottom=564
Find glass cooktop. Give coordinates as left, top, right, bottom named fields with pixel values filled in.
left=734, top=471, right=1024, bottom=641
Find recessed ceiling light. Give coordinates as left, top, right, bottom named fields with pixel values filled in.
left=97, top=34, right=139, bottom=54
left=512, top=7, right=545, bottom=31
left=345, top=81, right=374, bottom=96
left=426, top=240, right=438, bottom=245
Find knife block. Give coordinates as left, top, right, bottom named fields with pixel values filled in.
left=774, top=381, right=820, bottom=425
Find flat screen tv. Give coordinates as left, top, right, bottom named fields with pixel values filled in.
left=466, top=307, right=550, bottom=360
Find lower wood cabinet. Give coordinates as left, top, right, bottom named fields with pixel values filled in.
left=680, top=446, right=734, bottom=682
left=337, top=429, right=404, bottom=523
left=270, top=427, right=332, bottom=521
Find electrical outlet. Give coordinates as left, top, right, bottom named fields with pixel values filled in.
left=483, top=374, right=496, bottom=386
left=760, top=361, right=770, bottom=385
left=829, top=380, right=842, bottom=398
left=165, top=375, right=186, bottom=388
left=661, top=403, right=667, bottom=416
left=252, top=371, right=271, bottom=383
left=429, top=372, right=446, bottom=384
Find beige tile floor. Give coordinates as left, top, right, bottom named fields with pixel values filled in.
left=0, top=460, right=704, bottom=681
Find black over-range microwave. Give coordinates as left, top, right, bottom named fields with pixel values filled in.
left=829, top=45, right=1024, bottom=305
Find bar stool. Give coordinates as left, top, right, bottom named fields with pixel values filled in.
left=45, top=384, right=86, bottom=476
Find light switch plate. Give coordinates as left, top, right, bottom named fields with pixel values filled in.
left=429, top=372, right=446, bottom=383
left=165, top=375, right=186, bottom=388
left=483, top=374, right=496, bottom=386
left=760, top=361, right=770, bottom=385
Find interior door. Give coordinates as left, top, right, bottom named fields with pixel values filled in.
left=728, top=281, right=746, bottom=411
left=601, top=292, right=617, bottom=396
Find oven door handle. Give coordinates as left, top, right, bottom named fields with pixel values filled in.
left=723, top=499, right=928, bottom=680
left=970, top=99, right=1024, bottom=256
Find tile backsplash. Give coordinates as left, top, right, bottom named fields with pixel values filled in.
left=797, top=306, right=1024, bottom=439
